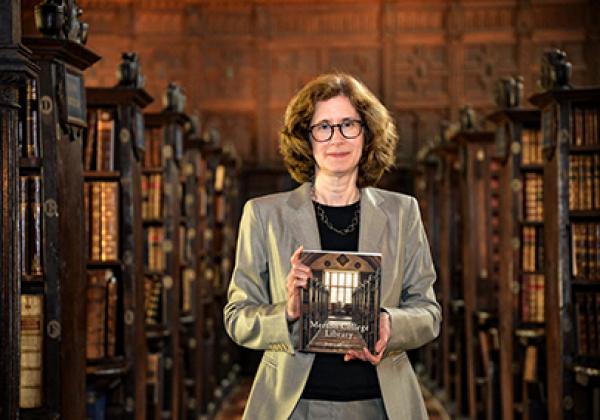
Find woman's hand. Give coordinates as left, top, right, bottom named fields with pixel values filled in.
left=344, top=311, right=390, bottom=365
left=286, top=246, right=312, bottom=322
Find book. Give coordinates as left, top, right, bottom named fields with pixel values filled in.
left=106, top=275, right=118, bottom=357
left=30, top=175, right=43, bottom=275
left=298, top=250, right=381, bottom=354
left=523, top=345, right=538, bottom=382
left=19, top=294, right=44, bottom=408
left=86, top=270, right=109, bottom=359
left=19, top=176, right=29, bottom=276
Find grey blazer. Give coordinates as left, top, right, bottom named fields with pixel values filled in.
left=224, top=182, right=441, bottom=420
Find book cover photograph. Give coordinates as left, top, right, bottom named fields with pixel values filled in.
left=298, top=250, right=381, bottom=354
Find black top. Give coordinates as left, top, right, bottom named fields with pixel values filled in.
left=300, top=201, right=382, bottom=401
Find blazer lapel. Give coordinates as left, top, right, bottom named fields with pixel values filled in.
left=286, top=183, right=321, bottom=251
left=358, top=187, right=386, bottom=254
left=358, top=188, right=392, bottom=301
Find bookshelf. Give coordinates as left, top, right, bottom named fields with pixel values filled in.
left=193, top=133, right=242, bottom=416
left=415, top=144, right=443, bottom=393
left=13, top=2, right=99, bottom=418
left=488, top=97, right=547, bottom=420
left=431, top=135, right=470, bottom=418
left=84, top=52, right=153, bottom=419
left=529, top=50, right=600, bottom=420
left=143, top=83, right=189, bottom=420
left=0, top=2, right=39, bottom=418
left=449, top=120, right=502, bottom=420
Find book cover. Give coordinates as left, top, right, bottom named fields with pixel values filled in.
left=298, top=250, right=381, bottom=354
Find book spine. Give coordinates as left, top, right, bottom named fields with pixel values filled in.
left=86, top=271, right=108, bottom=359
left=19, top=294, right=44, bottom=408
left=96, top=111, right=115, bottom=172
left=84, top=110, right=97, bottom=171
left=103, top=182, right=119, bottom=261
left=26, top=79, right=40, bottom=158
left=19, top=176, right=29, bottom=276
left=141, top=174, right=148, bottom=220
left=91, top=183, right=101, bottom=261
left=30, top=175, right=43, bottom=275
left=106, top=274, right=118, bottom=357
left=214, top=165, right=225, bottom=192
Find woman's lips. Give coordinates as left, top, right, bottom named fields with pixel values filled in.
left=327, top=152, right=350, bottom=158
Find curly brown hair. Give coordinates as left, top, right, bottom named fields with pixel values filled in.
left=279, top=73, right=397, bottom=187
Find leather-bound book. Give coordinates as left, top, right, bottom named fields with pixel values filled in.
left=19, top=294, right=44, bottom=408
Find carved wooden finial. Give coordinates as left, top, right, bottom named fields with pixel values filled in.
left=163, top=82, right=186, bottom=113
left=117, top=52, right=145, bottom=88
left=539, top=48, right=572, bottom=90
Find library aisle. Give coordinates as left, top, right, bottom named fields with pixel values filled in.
left=2, top=1, right=600, bottom=420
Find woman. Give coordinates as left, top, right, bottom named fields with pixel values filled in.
left=224, top=73, right=441, bottom=419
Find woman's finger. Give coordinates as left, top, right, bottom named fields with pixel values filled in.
left=290, top=245, right=304, bottom=265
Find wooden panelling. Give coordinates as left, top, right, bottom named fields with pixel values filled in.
left=78, top=0, right=599, bottom=167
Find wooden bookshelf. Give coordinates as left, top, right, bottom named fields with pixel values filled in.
left=11, top=2, right=100, bottom=417
left=529, top=52, right=600, bottom=419
left=179, top=122, right=202, bottom=419
left=0, top=3, right=39, bottom=419
left=84, top=52, right=153, bottom=419
left=415, top=144, right=444, bottom=393
left=431, top=137, right=471, bottom=418
left=143, top=85, right=190, bottom=420
left=488, top=105, right=547, bottom=420
left=449, top=123, right=502, bottom=420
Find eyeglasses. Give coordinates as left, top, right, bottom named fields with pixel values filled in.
left=309, top=119, right=364, bottom=142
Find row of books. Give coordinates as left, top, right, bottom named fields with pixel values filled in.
left=521, top=129, right=543, bottom=166
left=84, top=110, right=116, bottom=172
left=20, top=294, right=43, bottom=408
left=144, top=276, right=163, bottom=325
left=568, top=154, right=600, bottom=211
left=521, top=274, right=545, bottom=323
left=523, top=173, right=544, bottom=222
left=19, top=175, right=43, bottom=277
left=86, top=269, right=119, bottom=360
left=17, top=79, right=40, bottom=159
left=572, top=106, right=600, bottom=147
left=144, top=226, right=165, bottom=272
left=141, top=174, right=163, bottom=220
left=84, top=181, right=119, bottom=262
left=144, top=269, right=203, bottom=323
left=522, top=226, right=544, bottom=272
left=575, top=291, right=600, bottom=357
left=143, top=128, right=164, bottom=169
left=571, top=222, right=600, bottom=280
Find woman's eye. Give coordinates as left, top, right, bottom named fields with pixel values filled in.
left=317, top=122, right=330, bottom=130
left=342, top=120, right=353, bottom=128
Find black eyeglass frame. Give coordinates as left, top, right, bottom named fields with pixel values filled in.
left=308, top=119, right=365, bottom=143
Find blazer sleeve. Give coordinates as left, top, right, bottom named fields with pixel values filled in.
left=223, top=200, right=295, bottom=354
left=383, top=196, right=442, bottom=352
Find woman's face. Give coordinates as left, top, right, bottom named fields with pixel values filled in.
left=309, top=95, right=364, bottom=179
